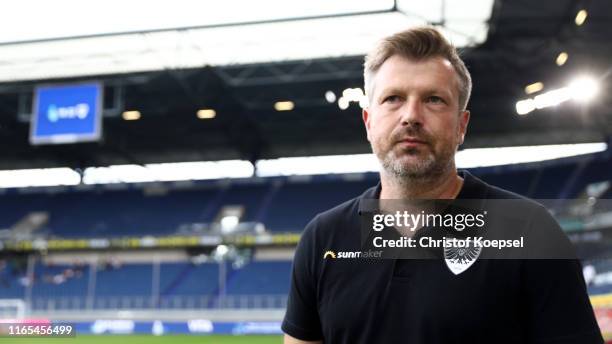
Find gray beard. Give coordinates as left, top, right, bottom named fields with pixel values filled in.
left=377, top=146, right=455, bottom=185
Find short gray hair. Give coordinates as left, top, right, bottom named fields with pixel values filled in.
left=364, top=26, right=472, bottom=110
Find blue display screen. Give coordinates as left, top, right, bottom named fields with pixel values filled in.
left=31, top=82, right=103, bottom=144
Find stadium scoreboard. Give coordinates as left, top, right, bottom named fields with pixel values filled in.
left=30, top=82, right=103, bottom=145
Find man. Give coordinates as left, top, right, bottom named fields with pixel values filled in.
left=282, top=27, right=603, bottom=343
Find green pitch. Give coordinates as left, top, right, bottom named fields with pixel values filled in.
left=0, top=335, right=282, bottom=344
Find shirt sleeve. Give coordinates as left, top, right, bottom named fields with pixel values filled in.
left=522, top=207, right=603, bottom=344
left=282, top=216, right=324, bottom=341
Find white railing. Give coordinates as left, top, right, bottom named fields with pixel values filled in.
left=30, top=294, right=288, bottom=311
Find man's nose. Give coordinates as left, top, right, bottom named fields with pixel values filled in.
left=399, top=98, right=424, bottom=127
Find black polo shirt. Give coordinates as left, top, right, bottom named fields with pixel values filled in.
left=282, top=171, right=603, bottom=343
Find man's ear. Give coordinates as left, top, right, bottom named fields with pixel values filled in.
left=458, top=110, right=470, bottom=145
left=363, top=107, right=372, bottom=142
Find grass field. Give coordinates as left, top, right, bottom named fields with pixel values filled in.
left=0, top=335, right=283, bottom=343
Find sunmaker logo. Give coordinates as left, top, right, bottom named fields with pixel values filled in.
left=323, top=251, right=336, bottom=259
left=47, top=103, right=90, bottom=123
left=323, top=250, right=381, bottom=259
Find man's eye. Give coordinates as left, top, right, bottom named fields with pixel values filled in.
left=427, top=96, right=445, bottom=104
left=383, top=95, right=401, bottom=103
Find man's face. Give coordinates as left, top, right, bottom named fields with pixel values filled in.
left=363, top=55, right=470, bottom=179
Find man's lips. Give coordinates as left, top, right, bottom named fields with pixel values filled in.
left=397, top=138, right=428, bottom=146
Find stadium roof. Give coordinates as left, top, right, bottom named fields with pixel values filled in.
left=0, top=0, right=611, bottom=171
left=0, top=0, right=493, bottom=82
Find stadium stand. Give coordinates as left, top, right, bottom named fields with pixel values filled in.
left=1, top=150, right=611, bottom=239
left=1, top=151, right=611, bottom=315
left=0, top=258, right=27, bottom=299
left=159, top=262, right=219, bottom=297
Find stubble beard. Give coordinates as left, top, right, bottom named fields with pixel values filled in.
left=373, top=137, right=456, bottom=185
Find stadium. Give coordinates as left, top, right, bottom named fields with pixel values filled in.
left=1, top=0, right=612, bottom=343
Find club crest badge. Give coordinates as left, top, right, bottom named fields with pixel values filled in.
left=444, top=238, right=482, bottom=275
